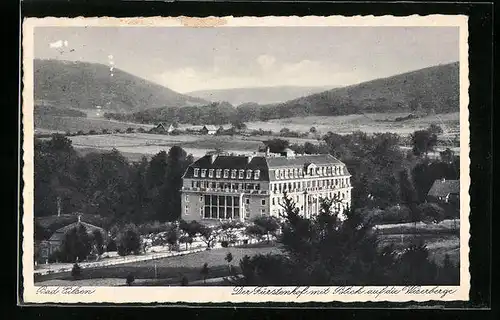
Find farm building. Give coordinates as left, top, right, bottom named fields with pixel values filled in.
left=153, top=123, right=175, bottom=134
left=36, top=214, right=108, bottom=263
left=427, top=178, right=460, bottom=204
left=201, top=125, right=218, bottom=135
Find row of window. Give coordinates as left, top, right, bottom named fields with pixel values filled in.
left=275, top=165, right=343, bottom=180
left=193, top=168, right=260, bottom=180
left=271, top=177, right=350, bottom=192
left=190, top=180, right=262, bottom=191
left=270, top=191, right=349, bottom=206
left=272, top=201, right=347, bottom=217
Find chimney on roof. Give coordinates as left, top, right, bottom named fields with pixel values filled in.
left=77, top=214, right=81, bottom=223
left=441, top=178, right=446, bottom=182
left=210, top=154, right=217, bottom=164
left=246, top=155, right=253, bottom=163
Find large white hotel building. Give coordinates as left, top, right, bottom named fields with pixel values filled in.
left=180, top=149, right=352, bottom=222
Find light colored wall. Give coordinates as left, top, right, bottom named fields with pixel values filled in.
left=181, top=192, right=203, bottom=222
left=243, top=194, right=270, bottom=221
left=182, top=170, right=352, bottom=222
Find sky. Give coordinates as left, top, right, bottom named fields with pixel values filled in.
left=34, top=26, right=459, bottom=93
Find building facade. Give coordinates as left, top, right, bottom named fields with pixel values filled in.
left=201, top=125, right=217, bottom=135
left=180, top=149, right=352, bottom=223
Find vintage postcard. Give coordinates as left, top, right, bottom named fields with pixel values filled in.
left=21, top=15, right=470, bottom=304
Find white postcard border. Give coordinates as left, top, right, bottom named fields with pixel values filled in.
left=21, top=15, right=470, bottom=304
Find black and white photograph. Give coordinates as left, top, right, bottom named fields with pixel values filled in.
left=21, top=16, right=470, bottom=303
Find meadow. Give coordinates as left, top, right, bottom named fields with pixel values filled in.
left=35, top=244, right=282, bottom=286
left=36, top=111, right=460, bottom=161
left=68, top=133, right=319, bottom=160
left=375, top=219, right=460, bottom=267
left=245, top=112, right=460, bottom=137
left=34, top=114, right=154, bottom=133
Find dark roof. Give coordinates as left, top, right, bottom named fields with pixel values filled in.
left=267, top=154, right=349, bottom=181
left=427, top=179, right=460, bottom=197
left=184, top=155, right=270, bottom=181
left=266, top=154, right=343, bottom=168
left=202, top=125, right=218, bottom=131
left=49, top=221, right=106, bottom=242
left=183, top=154, right=349, bottom=182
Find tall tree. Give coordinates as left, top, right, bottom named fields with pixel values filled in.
left=410, top=129, right=438, bottom=157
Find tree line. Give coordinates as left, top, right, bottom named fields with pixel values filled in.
left=35, top=134, right=193, bottom=224
left=232, top=195, right=459, bottom=286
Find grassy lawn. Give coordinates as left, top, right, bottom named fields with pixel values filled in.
left=68, top=133, right=319, bottom=160
left=35, top=244, right=282, bottom=285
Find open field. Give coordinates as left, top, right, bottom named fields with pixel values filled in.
left=68, top=133, right=319, bottom=159
left=35, top=244, right=282, bottom=286
left=34, top=115, right=154, bottom=133
left=245, top=112, right=460, bottom=136
left=375, top=219, right=460, bottom=267
left=377, top=233, right=460, bottom=267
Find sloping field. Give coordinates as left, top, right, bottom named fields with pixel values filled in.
left=35, top=115, right=154, bottom=133
left=68, top=133, right=318, bottom=160
left=245, top=112, right=460, bottom=136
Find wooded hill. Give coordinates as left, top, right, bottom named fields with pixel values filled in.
left=187, top=85, right=334, bottom=106
left=235, top=62, right=460, bottom=121
left=34, top=59, right=208, bottom=112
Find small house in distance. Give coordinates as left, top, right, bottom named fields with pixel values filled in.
left=201, top=125, right=217, bottom=135
left=427, top=178, right=460, bottom=205
left=153, top=123, right=175, bottom=134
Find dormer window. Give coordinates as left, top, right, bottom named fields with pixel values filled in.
left=216, top=169, right=222, bottom=178
left=223, top=169, right=229, bottom=178
left=193, top=168, right=199, bottom=177
left=254, top=170, right=260, bottom=180
left=280, top=170, right=284, bottom=179
left=284, top=169, right=289, bottom=179
left=208, top=169, right=214, bottom=178
left=246, top=169, right=252, bottom=179
left=231, top=169, right=237, bottom=179
left=239, top=169, right=244, bottom=179
left=275, top=169, right=280, bottom=179
left=201, top=169, right=207, bottom=178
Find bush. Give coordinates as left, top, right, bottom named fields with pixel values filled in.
left=418, top=203, right=446, bottom=224
left=48, top=250, right=64, bottom=263
left=92, top=230, right=105, bottom=255
left=71, top=263, right=81, bottom=279
left=137, top=221, right=170, bottom=235
left=117, top=224, right=142, bottom=256
left=126, top=273, right=135, bottom=286
left=220, top=240, right=229, bottom=248
left=369, top=205, right=412, bottom=225
left=106, top=239, right=117, bottom=252
left=60, top=224, right=92, bottom=262
left=200, top=263, right=209, bottom=283
left=180, top=275, right=188, bottom=286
